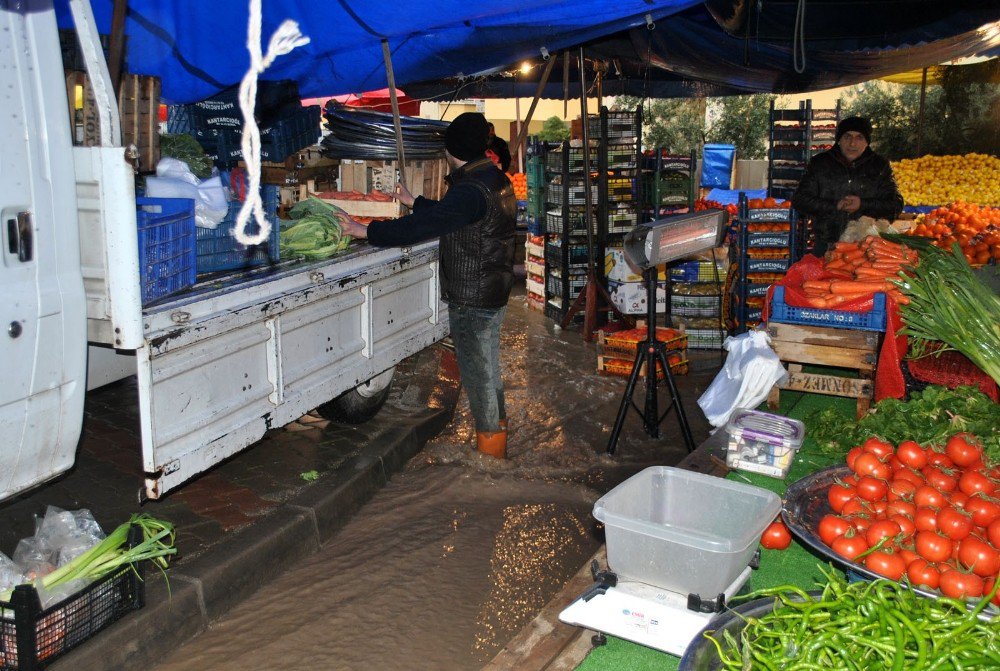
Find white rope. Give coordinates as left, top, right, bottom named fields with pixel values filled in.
left=233, top=0, right=310, bottom=246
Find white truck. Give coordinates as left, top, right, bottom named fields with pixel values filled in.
left=0, top=1, right=448, bottom=502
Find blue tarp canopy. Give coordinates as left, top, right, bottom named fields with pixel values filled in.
left=54, top=0, right=703, bottom=103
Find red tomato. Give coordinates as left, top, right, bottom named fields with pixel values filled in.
left=864, top=550, right=906, bottom=580
left=926, top=451, right=954, bottom=469
left=895, top=440, right=927, bottom=470
left=965, top=495, right=1000, bottom=527
left=841, top=499, right=868, bottom=517
left=760, top=519, right=792, bottom=550
left=827, top=482, right=856, bottom=513
left=887, top=479, right=917, bottom=502
left=983, top=577, right=1000, bottom=606
left=854, top=452, right=892, bottom=480
left=936, top=506, right=974, bottom=541
left=958, top=470, right=997, bottom=497
left=894, top=468, right=926, bottom=488
left=886, top=454, right=905, bottom=473
left=845, top=446, right=864, bottom=471
left=818, top=514, right=852, bottom=546
left=949, top=491, right=969, bottom=510
left=886, top=500, right=916, bottom=518
left=915, top=530, right=953, bottom=563
left=890, top=514, right=916, bottom=539
left=988, top=519, right=1000, bottom=548
left=956, top=536, right=1000, bottom=577
left=914, top=506, right=939, bottom=533
left=866, top=519, right=902, bottom=547
left=939, top=568, right=984, bottom=599
left=856, top=476, right=889, bottom=502
left=862, top=437, right=894, bottom=460
left=914, top=485, right=947, bottom=509
left=906, top=558, right=941, bottom=589
left=924, top=467, right=958, bottom=493
left=945, top=433, right=983, bottom=468
left=849, top=514, right=873, bottom=533
left=898, top=547, right=919, bottom=566
left=832, top=532, right=869, bottom=560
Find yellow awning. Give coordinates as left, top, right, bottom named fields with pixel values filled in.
left=881, top=57, right=999, bottom=85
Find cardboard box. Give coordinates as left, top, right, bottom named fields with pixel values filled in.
left=607, top=279, right=666, bottom=315
left=605, top=247, right=666, bottom=283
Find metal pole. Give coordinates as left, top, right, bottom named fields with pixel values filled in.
left=917, top=67, right=928, bottom=156
left=512, top=56, right=557, bottom=158
left=515, top=95, right=523, bottom=173
left=381, top=39, right=408, bottom=187
left=563, top=51, right=570, bottom=118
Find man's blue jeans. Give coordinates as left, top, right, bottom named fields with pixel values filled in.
left=448, top=303, right=507, bottom=433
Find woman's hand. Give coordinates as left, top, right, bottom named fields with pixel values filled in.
left=393, top=182, right=415, bottom=208
left=340, top=217, right=369, bottom=239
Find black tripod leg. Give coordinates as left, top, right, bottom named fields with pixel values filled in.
left=657, top=347, right=696, bottom=451
left=606, top=348, right=645, bottom=455
left=643, top=345, right=659, bottom=438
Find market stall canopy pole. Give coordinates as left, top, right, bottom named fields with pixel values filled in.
left=917, top=67, right=928, bottom=155
left=560, top=47, right=626, bottom=339
left=381, top=39, right=407, bottom=188
left=107, top=0, right=127, bottom=94
left=512, top=56, right=558, bottom=166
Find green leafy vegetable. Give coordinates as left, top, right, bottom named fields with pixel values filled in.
left=279, top=197, right=353, bottom=260
left=158, top=133, right=214, bottom=178
left=804, top=385, right=1000, bottom=465
left=890, top=239, right=1000, bottom=385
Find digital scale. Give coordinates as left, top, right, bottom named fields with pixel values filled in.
left=559, top=563, right=755, bottom=657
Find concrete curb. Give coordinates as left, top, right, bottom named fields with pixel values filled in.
left=50, top=404, right=454, bottom=671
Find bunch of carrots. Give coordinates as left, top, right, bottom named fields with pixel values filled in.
left=799, top=236, right=916, bottom=308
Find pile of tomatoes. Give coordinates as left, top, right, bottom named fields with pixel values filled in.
left=819, top=434, right=1000, bottom=602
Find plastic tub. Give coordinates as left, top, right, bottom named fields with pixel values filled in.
left=593, top=466, right=781, bottom=597
left=725, top=410, right=805, bottom=479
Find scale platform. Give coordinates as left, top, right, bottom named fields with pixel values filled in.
left=558, top=565, right=753, bottom=657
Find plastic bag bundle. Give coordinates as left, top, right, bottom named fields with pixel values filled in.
left=145, top=157, right=229, bottom=229
left=697, top=330, right=788, bottom=428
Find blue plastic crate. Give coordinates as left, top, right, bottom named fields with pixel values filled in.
left=769, top=286, right=887, bottom=331
left=196, top=184, right=281, bottom=274
left=172, top=106, right=321, bottom=166
left=136, top=197, right=196, bottom=305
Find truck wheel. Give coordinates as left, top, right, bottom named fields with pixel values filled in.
left=315, top=367, right=395, bottom=424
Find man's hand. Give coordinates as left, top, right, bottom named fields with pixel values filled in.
left=340, top=217, right=369, bottom=240
left=837, top=195, right=861, bottom=214
left=393, top=182, right=415, bottom=209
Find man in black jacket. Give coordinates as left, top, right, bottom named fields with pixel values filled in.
left=792, top=116, right=904, bottom=256
left=487, top=122, right=512, bottom=173
left=341, top=112, right=517, bottom=459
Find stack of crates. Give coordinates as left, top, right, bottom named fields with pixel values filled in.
left=595, top=326, right=689, bottom=379
left=640, top=150, right=696, bottom=221
left=727, top=194, right=802, bottom=334
left=524, top=234, right=546, bottom=312
left=525, top=152, right=546, bottom=231
left=668, top=256, right=727, bottom=349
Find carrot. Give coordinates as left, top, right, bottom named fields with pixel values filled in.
left=840, top=247, right=866, bottom=261
left=803, top=280, right=832, bottom=292
left=829, top=280, right=890, bottom=294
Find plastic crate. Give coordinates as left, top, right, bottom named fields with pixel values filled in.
left=671, top=294, right=722, bottom=317
left=769, top=286, right=887, bottom=331
left=683, top=327, right=726, bottom=350
left=546, top=272, right=587, bottom=297
left=544, top=148, right=593, bottom=173
left=545, top=210, right=596, bottom=235
left=184, top=106, right=321, bottom=166
left=0, top=528, right=145, bottom=671
left=136, top=197, right=197, bottom=305
left=670, top=260, right=727, bottom=283
left=597, top=327, right=687, bottom=359
left=196, top=184, right=281, bottom=274
left=546, top=181, right=600, bottom=206
left=545, top=241, right=590, bottom=267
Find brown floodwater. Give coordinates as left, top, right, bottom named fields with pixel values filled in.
left=151, top=289, right=718, bottom=671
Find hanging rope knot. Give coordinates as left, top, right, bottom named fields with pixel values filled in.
left=234, top=1, right=310, bottom=246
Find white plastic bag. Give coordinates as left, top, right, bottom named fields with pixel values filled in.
left=146, top=158, right=229, bottom=229
left=697, top=330, right=788, bottom=428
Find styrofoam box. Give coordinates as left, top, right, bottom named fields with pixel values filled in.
left=593, top=466, right=781, bottom=597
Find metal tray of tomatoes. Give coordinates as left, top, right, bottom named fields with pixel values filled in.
left=782, top=465, right=998, bottom=615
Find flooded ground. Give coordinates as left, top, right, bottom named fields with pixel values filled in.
left=151, top=288, right=720, bottom=671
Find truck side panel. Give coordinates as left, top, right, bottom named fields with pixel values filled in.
left=138, top=247, right=447, bottom=499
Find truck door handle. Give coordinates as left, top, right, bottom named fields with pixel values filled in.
left=6, top=212, right=32, bottom=262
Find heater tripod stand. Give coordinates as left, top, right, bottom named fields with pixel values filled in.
left=606, top=266, right=695, bottom=455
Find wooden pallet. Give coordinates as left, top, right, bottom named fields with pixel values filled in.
left=766, top=322, right=880, bottom=419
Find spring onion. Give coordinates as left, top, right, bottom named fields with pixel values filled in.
left=0, top=513, right=176, bottom=604
left=891, top=241, right=1000, bottom=385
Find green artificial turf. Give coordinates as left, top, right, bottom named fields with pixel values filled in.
left=576, top=391, right=852, bottom=671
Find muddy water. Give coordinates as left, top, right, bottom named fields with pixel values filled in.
left=152, top=290, right=719, bottom=671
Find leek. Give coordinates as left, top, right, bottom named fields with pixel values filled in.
left=892, top=241, right=1000, bottom=385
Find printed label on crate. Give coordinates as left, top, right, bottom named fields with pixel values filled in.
left=744, top=258, right=791, bottom=273
left=745, top=232, right=791, bottom=248
left=608, top=279, right=666, bottom=315
left=745, top=208, right=793, bottom=222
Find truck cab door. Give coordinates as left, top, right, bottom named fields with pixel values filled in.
left=0, top=4, right=88, bottom=501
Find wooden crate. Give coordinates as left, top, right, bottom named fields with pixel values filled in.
left=765, top=322, right=881, bottom=419
left=66, top=71, right=161, bottom=171
left=312, top=196, right=400, bottom=219
left=597, top=353, right=688, bottom=380
left=337, top=158, right=447, bottom=200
